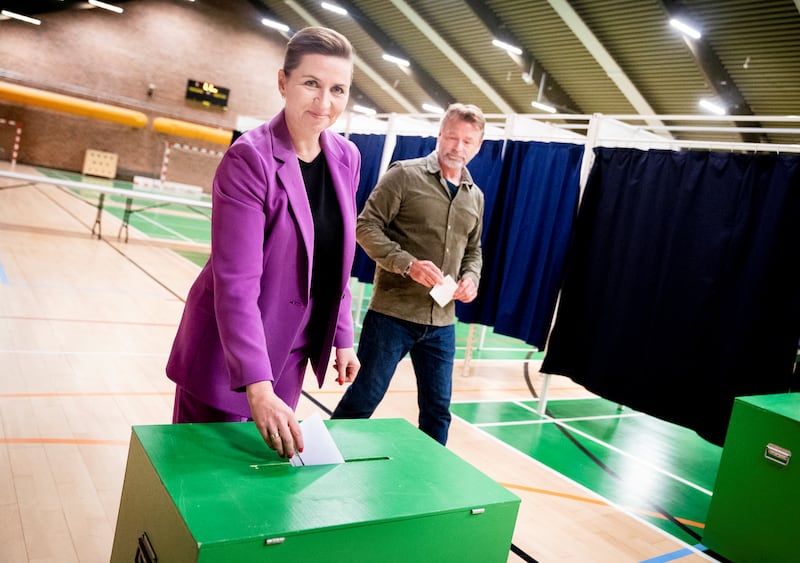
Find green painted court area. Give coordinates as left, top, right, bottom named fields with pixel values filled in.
left=40, top=167, right=212, bottom=244
left=40, top=165, right=539, bottom=361
left=451, top=397, right=723, bottom=546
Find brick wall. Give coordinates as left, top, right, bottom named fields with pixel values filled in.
left=0, top=0, right=287, bottom=191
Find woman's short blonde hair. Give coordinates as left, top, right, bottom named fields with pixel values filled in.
left=283, top=26, right=353, bottom=76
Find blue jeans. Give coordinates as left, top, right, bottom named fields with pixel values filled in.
left=332, top=310, right=455, bottom=445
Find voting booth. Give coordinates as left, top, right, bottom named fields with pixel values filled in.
left=111, top=418, right=520, bottom=562
left=703, top=393, right=800, bottom=562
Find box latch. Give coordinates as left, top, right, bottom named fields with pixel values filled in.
left=135, top=532, right=157, bottom=563
left=764, top=443, right=791, bottom=466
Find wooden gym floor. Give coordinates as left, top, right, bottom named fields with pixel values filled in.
left=0, top=163, right=721, bottom=562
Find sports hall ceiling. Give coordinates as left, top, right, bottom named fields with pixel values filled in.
left=254, top=0, right=800, bottom=145
left=6, top=0, right=800, bottom=144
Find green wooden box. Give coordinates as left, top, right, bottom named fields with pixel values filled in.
left=703, top=393, right=800, bottom=562
left=110, top=418, right=520, bottom=562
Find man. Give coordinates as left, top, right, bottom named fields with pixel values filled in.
left=332, top=103, right=485, bottom=445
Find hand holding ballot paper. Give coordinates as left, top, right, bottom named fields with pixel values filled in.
left=430, top=275, right=458, bottom=307
left=290, top=413, right=345, bottom=467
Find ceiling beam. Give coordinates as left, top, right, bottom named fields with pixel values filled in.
left=281, top=0, right=419, bottom=113
left=547, top=0, right=666, bottom=130
left=659, top=0, right=764, bottom=142
left=327, top=0, right=454, bottom=111
left=388, top=0, right=516, bottom=114
left=462, top=0, right=580, bottom=113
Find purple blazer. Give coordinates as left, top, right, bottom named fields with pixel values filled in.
left=166, top=111, right=360, bottom=417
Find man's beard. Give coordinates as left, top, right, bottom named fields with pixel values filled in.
left=441, top=153, right=465, bottom=169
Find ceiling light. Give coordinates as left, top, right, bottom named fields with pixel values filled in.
left=261, top=18, right=289, bottom=32
left=382, top=54, right=410, bottom=68
left=422, top=103, right=444, bottom=114
left=491, top=39, right=522, bottom=56
left=1, top=10, right=42, bottom=25
left=669, top=18, right=701, bottom=40
left=321, top=2, right=348, bottom=16
left=352, top=104, right=376, bottom=116
left=88, top=0, right=124, bottom=13
left=531, top=101, right=557, bottom=114
left=699, top=99, right=726, bottom=115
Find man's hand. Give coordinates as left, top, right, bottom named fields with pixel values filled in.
left=453, top=276, right=478, bottom=303
left=246, top=380, right=303, bottom=458
left=408, top=260, right=445, bottom=288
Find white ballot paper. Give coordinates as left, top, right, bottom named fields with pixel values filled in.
left=429, top=274, right=458, bottom=307
left=289, top=412, right=345, bottom=467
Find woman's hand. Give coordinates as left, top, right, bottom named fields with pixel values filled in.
left=246, top=380, right=303, bottom=458
left=334, top=347, right=360, bottom=385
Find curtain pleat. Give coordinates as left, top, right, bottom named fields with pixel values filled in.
left=347, top=133, right=386, bottom=282
left=542, top=148, right=800, bottom=444
left=458, top=140, right=583, bottom=349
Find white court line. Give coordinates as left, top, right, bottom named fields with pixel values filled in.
left=135, top=212, right=195, bottom=242
left=476, top=412, right=644, bottom=427
left=471, top=400, right=714, bottom=496
left=450, top=412, right=717, bottom=562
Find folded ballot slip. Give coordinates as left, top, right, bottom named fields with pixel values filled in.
left=429, top=274, right=458, bottom=307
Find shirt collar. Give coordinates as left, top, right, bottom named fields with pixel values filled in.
left=425, top=150, right=475, bottom=189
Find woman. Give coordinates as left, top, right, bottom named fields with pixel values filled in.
left=166, top=27, right=361, bottom=459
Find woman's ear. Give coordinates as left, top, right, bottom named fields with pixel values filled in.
left=277, top=69, right=286, bottom=97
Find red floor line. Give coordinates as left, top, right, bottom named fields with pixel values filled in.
left=0, top=315, right=176, bottom=327
left=500, top=482, right=705, bottom=529
left=500, top=481, right=611, bottom=506
left=0, top=437, right=129, bottom=446
left=310, top=386, right=580, bottom=395
left=0, top=391, right=173, bottom=398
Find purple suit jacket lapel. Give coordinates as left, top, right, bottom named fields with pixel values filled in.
left=270, top=114, right=315, bottom=292
left=269, top=114, right=357, bottom=302
left=320, top=129, right=357, bottom=294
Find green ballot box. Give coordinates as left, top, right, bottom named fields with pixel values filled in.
left=111, top=418, right=520, bottom=562
left=703, top=393, right=800, bottom=562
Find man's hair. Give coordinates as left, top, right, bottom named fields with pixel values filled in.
left=283, top=26, right=353, bottom=76
left=441, top=103, right=486, bottom=136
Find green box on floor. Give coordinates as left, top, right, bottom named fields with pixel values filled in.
left=110, top=418, right=520, bottom=562
left=703, top=393, right=800, bottom=562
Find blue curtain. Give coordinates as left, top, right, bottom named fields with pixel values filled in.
left=464, top=139, right=505, bottom=238
left=391, top=135, right=437, bottom=161
left=347, top=133, right=386, bottom=282
left=542, top=147, right=800, bottom=445
left=458, top=140, right=584, bottom=349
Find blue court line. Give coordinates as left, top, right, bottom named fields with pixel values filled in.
left=639, top=544, right=708, bottom=563
left=0, top=259, right=8, bottom=284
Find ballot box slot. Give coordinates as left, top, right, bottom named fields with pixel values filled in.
left=249, top=456, right=391, bottom=470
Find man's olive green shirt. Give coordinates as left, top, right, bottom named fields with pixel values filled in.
left=356, top=151, right=484, bottom=326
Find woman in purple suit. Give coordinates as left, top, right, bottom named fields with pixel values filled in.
left=166, top=27, right=361, bottom=459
